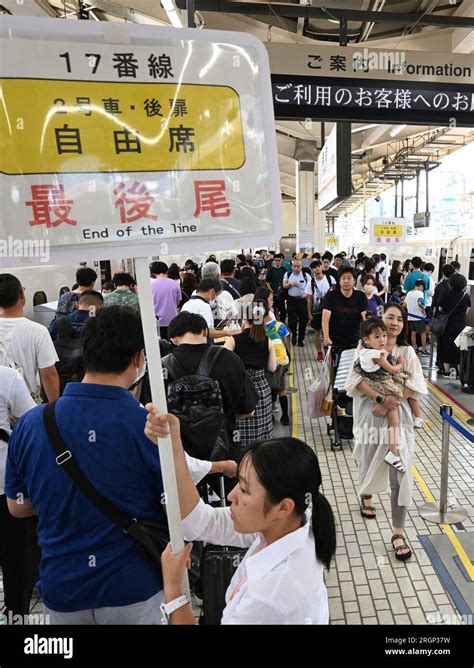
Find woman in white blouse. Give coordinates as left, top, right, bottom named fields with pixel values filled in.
left=346, top=302, right=428, bottom=561
left=144, top=410, right=336, bottom=624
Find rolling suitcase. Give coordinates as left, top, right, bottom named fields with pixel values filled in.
left=459, top=344, right=474, bottom=390
left=199, top=476, right=247, bottom=624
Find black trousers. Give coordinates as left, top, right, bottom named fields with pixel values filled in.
left=287, top=296, right=308, bottom=344
left=274, top=296, right=287, bottom=323
left=0, top=494, right=35, bottom=616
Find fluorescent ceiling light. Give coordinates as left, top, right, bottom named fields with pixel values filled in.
left=389, top=124, right=408, bottom=138
left=161, top=0, right=184, bottom=27
left=351, top=124, right=377, bottom=134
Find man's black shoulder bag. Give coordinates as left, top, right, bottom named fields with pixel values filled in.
left=42, top=401, right=169, bottom=574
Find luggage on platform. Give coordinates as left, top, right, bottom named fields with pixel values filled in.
left=199, top=476, right=247, bottom=625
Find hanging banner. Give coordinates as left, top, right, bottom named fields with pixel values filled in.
left=369, top=217, right=406, bottom=246
left=0, top=16, right=281, bottom=266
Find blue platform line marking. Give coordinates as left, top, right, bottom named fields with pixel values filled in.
left=418, top=534, right=473, bottom=623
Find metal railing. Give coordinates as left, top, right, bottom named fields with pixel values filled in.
left=419, top=404, right=471, bottom=525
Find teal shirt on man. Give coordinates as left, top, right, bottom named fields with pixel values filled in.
left=404, top=270, right=429, bottom=294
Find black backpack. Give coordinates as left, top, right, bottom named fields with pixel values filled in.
left=56, top=291, right=81, bottom=316
left=49, top=292, right=81, bottom=341
left=54, top=317, right=84, bottom=393
left=162, top=346, right=226, bottom=461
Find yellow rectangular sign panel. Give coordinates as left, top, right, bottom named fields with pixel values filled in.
left=325, top=236, right=339, bottom=245
left=373, top=224, right=403, bottom=237
left=0, top=79, right=245, bottom=174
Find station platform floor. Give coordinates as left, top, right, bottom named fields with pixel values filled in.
left=283, top=340, right=474, bottom=626
left=0, top=342, right=472, bottom=627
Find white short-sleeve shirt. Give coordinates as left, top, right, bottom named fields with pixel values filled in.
left=180, top=296, right=214, bottom=329
left=0, top=317, right=59, bottom=395
left=359, top=347, right=384, bottom=373
left=304, top=275, right=335, bottom=304
left=0, top=367, right=36, bottom=494
left=182, top=499, right=329, bottom=624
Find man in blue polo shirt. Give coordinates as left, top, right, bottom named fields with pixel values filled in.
left=5, top=306, right=165, bottom=624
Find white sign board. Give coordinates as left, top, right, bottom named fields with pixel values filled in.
left=369, top=217, right=407, bottom=246
left=0, top=16, right=281, bottom=267
left=317, top=126, right=337, bottom=210
left=325, top=236, right=339, bottom=248
left=266, top=42, right=474, bottom=84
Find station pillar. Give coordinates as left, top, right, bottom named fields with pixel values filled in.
left=315, top=207, right=326, bottom=254
left=296, top=160, right=316, bottom=254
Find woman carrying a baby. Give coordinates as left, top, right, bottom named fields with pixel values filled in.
left=346, top=303, right=428, bottom=561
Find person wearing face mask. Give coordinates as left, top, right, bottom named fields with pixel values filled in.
left=180, top=278, right=240, bottom=341
left=360, top=274, right=384, bottom=318
left=5, top=306, right=168, bottom=624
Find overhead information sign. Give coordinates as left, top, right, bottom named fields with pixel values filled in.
left=267, top=44, right=474, bottom=125
left=266, top=43, right=474, bottom=84
left=318, top=127, right=337, bottom=210
left=325, top=236, right=339, bottom=248
left=0, top=17, right=281, bottom=266
left=317, top=124, right=351, bottom=211
left=369, top=218, right=407, bottom=246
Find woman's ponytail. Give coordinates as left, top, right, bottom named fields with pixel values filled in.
left=312, top=490, right=336, bottom=570
left=241, top=437, right=337, bottom=570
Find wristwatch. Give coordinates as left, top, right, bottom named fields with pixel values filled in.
left=160, top=594, right=190, bottom=623
left=375, top=395, right=384, bottom=404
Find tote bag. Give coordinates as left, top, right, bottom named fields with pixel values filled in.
left=307, top=348, right=331, bottom=419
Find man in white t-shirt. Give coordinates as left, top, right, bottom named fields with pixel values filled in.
left=373, top=253, right=389, bottom=284
left=405, top=279, right=428, bottom=354
left=422, top=262, right=436, bottom=341
left=305, top=260, right=335, bottom=361
left=0, top=274, right=59, bottom=401
left=200, top=262, right=239, bottom=321
left=0, top=366, right=36, bottom=615
left=180, top=278, right=240, bottom=341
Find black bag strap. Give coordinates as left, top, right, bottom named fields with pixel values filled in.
left=0, top=428, right=10, bottom=443
left=221, top=277, right=241, bottom=299
left=42, top=401, right=134, bottom=532
left=444, top=293, right=466, bottom=319
left=197, top=345, right=223, bottom=378
left=162, top=352, right=187, bottom=381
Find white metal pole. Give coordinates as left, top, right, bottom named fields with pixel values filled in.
left=419, top=404, right=468, bottom=525
left=439, top=404, right=451, bottom=519
left=135, top=256, right=189, bottom=597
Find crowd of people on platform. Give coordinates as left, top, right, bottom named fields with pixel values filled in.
left=0, top=246, right=470, bottom=625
